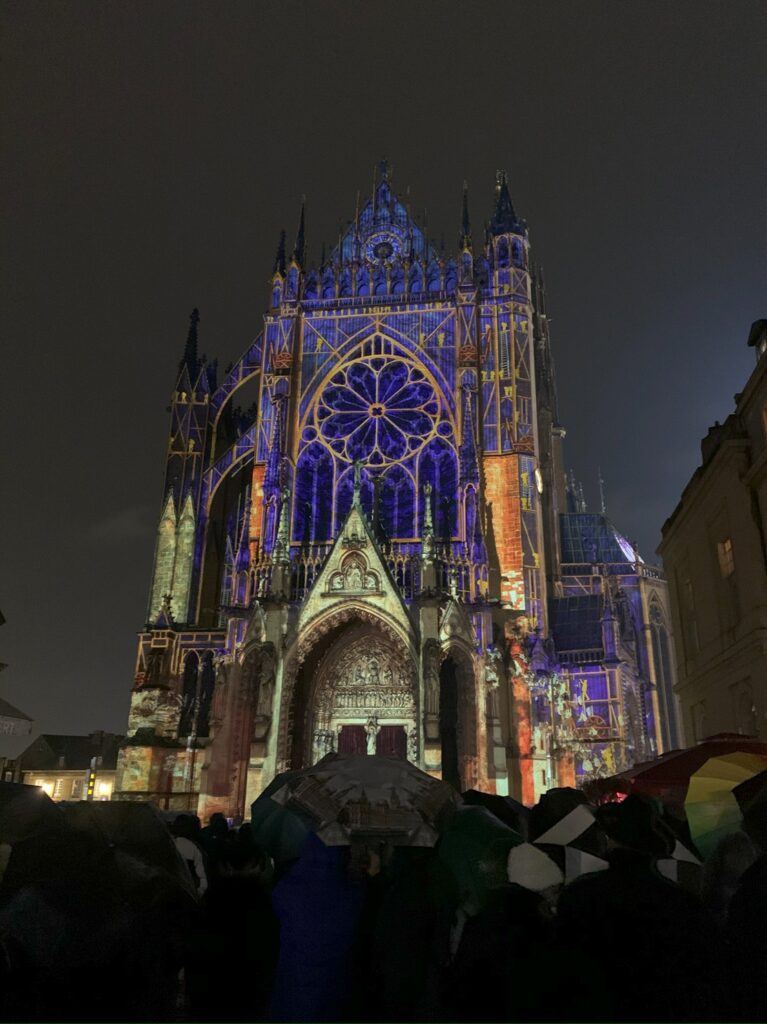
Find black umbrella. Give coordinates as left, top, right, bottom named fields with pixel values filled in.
left=0, top=781, right=64, bottom=844
left=461, top=789, right=530, bottom=838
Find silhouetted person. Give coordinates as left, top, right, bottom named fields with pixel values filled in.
left=727, top=784, right=767, bottom=1020
left=186, top=841, right=278, bottom=1023
left=556, top=795, right=732, bottom=1022
left=0, top=821, right=194, bottom=1022
left=357, top=846, right=438, bottom=1022
left=200, top=811, right=233, bottom=876
left=269, top=834, right=368, bottom=1023
left=172, top=813, right=208, bottom=896
left=701, top=830, right=757, bottom=926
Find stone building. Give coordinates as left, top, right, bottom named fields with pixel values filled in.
left=18, top=731, right=123, bottom=800
left=659, top=319, right=767, bottom=743
left=115, top=164, right=678, bottom=816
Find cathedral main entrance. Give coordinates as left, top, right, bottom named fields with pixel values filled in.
left=286, top=618, right=418, bottom=769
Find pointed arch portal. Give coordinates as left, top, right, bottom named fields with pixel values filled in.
left=284, top=614, right=418, bottom=770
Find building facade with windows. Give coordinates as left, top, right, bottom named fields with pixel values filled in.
left=115, top=164, right=678, bottom=817
left=659, top=320, right=767, bottom=743
left=18, top=731, right=123, bottom=800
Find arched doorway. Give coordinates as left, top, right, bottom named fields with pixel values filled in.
left=285, top=615, right=418, bottom=769
left=439, top=647, right=478, bottom=791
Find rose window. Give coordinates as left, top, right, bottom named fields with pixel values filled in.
left=316, top=358, right=440, bottom=464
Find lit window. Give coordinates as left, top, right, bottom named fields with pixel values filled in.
left=53, top=779, right=63, bottom=799
left=71, top=778, right=83, bottom=799
left=98, top=782, right=111, bottom=800
left=717, top=538, right=735, bottom=578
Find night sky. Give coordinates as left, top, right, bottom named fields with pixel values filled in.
left=2, top=2, right=765, bottom=737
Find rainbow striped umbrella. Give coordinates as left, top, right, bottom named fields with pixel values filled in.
left=685, top=751, right=767, bottom=859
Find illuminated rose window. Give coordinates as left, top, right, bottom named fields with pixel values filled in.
left=317, top=357, right=439, bottom=464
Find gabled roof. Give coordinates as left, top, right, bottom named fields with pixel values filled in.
left=19, top=732, right=124, bottom=771
left=331, top=162, right=437, bottom=266
left=0, top=696, right=32, bottom=722
left=297, top=495, right=412, bottom=640
left=560, top=513, right=641, bottom=566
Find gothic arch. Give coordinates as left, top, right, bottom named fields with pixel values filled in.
left=439, top=640, right=479, bottom=792
left=278, top=603, right=418, bottom=770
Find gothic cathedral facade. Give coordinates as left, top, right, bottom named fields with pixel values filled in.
left=115, top=164, right=679, bottom=818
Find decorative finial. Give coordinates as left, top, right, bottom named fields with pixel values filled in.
left=489, top=168, right=523, bottom=236
left=178, top=308, right=200, bottom=380
left=292, top=198, right=306, bottom=266
left=421, top=481, right=435, bottom=565
left=273, top=229, right=286, bottom=275
left=161, top=592, right=175, bottom=624
left=274, top=485, right=291, bottom=565
left=352, top=460, right=363, bottom=506
left=459, top=181, right=471, bottom=251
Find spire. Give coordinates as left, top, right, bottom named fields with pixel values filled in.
left=178, top=308, right=200, bottom=381
left=273, top=229, right=286, bottom=275
left=598, top=468, right=607, bottom=515
left=292, top=197, right=306, bottom=266
left=459, top=385, right=479, bottom=486
left=264, top=397, right=285, bottom=496
left=459, top=181, right=472, bottom=251
left=489, top=170, right=524, bottom=236
left=235, top=486, right=252, bottom=571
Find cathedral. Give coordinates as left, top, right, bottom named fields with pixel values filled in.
left=115, top=163, right=679, bottom=819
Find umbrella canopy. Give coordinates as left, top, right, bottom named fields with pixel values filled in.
left=251, top=769, right=317, bottom=865
left=461, top=789, right=530, bottom=837
left=685, top=751, right=767, bottom=860
left=0, top=781, right=64, bottom=845
left=533, top=799, right=610, bottom=883
left=437, top=804, right=521, bottom=908
left=60, top=799, right=197, bottom=898
left=253, top=753, right=460, bottom=858
left=586, top=735, right=767, bottom=807
left=733, top=768, right=767, bottom=815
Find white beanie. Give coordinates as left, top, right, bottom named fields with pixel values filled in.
left=507, top=842, right=564, bottom=892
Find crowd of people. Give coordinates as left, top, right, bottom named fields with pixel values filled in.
left=0, top=782, right=765, bottom=1023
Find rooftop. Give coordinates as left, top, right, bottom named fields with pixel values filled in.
left=548, top=593, right=605, bottom=655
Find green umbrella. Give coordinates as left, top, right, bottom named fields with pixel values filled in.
left=250, top=768, right=315, bottom=865
left=437, top=804, right=522, bottom=910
